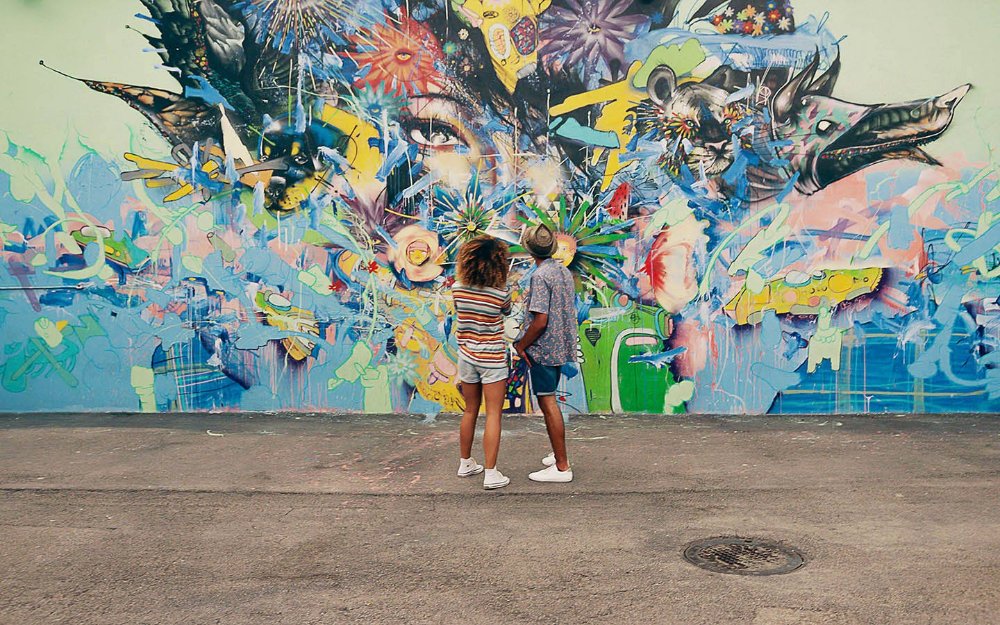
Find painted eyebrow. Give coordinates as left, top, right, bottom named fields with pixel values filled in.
left=408, top=92, right=476, bottom=109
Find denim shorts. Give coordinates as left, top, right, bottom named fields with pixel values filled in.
left=458, top=357, right=508, bottom=385
left=529, top=364, right=562, bottom=396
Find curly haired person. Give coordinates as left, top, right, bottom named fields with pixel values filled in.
left=452, top=236, right=513, bottom=490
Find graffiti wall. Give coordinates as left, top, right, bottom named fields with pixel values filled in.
left=0, top=0, right=997, bottom=414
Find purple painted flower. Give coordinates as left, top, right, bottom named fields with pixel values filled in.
left=541, top=0, right=647, bottom=76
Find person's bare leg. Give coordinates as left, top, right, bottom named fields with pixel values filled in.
left=536, top=395, right=569, bottom=470
left=459, top=382, right=482, bottom=459
left=481, top=380, right=506, bottom=469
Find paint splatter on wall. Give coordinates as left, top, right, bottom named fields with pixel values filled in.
left=0, top=0, right=997, bottom=415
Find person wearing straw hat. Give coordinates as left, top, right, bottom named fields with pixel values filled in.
left=514, top=224, right=577, bottom=483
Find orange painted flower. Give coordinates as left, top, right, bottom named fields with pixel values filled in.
left=349, top=15, right=444, bottom=97
left=388, top=225, right=445, bottom=283
left=643, top=215, right=707, bottom=314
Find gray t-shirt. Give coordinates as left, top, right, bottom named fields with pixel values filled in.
left=522, top=259, right=578, bottom=366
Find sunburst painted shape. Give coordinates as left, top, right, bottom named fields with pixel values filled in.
left=348, top=14, right=444, bottom=97
left=236, top=0, right=375, bottom=51
left=513, top=195, right=633, bottom=289
left=434, top=176, right=520, bottom=255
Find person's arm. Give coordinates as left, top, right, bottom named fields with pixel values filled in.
left=514, top=277, right=550, bottom=365
left=515, top=313, right=547, bottom=365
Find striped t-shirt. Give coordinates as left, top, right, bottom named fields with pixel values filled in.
left=452, top=284, right=512, bottom=368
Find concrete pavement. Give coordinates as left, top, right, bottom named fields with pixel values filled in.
left=1, top=412, right=998, bottom=624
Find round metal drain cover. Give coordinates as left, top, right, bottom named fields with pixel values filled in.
left=683, top=537, right=805, bottom=576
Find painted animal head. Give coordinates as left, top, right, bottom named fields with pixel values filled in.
left=770, top=52, right=970, bottom=195
left=636, top=64, right=750, bottom=177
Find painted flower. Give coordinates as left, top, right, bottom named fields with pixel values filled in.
left=768, top=9, right=781, bottom=21
left=388, top=225, right=445, bottom=283
left=513, top=196, right=631, bottom=290
left=236, top=0, right=375, bottom=51
left=736, top=5, right=757, bottom=20
left=345, top=84, right=407, bottom=123
left=540, top=0, right=648, bottom=77
left=643, top=214, right=706, bottom=314
left=777, top=16, right=792, bottom=30
left=348, top=15, right=444, bottom=97
left=386, top=350, right=420, bottom=385
left=436, top=192, right=499, bottom=247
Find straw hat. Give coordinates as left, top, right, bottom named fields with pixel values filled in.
left=521, top=224, right=556, bottom=258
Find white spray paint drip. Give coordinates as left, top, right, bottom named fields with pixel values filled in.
left=318, top=147, right=350, bottom=173
left=224, top=153, right=239, bottom=184
left=899, top=319, right=935, bottom=348
left=726, top=84, right=755, bottom=104
left=207, top=338, right=223, bottom=367
left=262, top=114, right=279, bottom=133
left=294, top=54, right=308, bottom=134
left=382, top=110, right=389, bottom=154
left=191, top=141, right=200, bottom=185
left=155, top=64, right=182, bottom=75
left=253, top=181, right=265, bottom=215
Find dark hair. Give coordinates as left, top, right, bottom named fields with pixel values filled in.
left=456, top=236, right=510, bottom=289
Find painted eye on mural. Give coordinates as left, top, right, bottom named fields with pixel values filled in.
left=405, top=119, right=465, bottom=150
left=816, top=119, right=836, bottom=135
left=395, top=50, right=413, bottom=62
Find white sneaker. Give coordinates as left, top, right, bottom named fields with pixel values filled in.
left=457, top=458, right=484, bottom=477
left=528, top=464, right=573, bottom=483
left=483, top=468, right=510, bottom=490
left=542, top=452, right=555, bottom=467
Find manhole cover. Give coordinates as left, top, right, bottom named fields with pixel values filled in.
left=683, top=537, right=805, bottom=576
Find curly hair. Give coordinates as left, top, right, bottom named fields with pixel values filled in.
left=456, top=236, right=510, bottom=289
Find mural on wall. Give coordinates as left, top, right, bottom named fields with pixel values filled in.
left=0, top=0, right=997, bottom=414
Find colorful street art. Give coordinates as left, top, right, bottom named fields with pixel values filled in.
left=0, top=0, right=997, bottom=414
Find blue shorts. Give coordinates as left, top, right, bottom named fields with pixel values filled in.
left=529, top=364, right=561, bottom=396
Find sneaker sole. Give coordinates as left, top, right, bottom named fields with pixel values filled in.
left=458, top=467, right=484, bottom=477
left=484, top=479, right=510, bottom=490
left=528, top=474, right=573, bottom=483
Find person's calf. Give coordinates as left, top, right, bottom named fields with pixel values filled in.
left=537, top=396, right=570, bottom=470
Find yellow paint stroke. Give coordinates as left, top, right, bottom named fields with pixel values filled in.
left=124, top=146, right=228, bottom=202
left=549, top=40, right=707, bottom=190
left=394, top=315, right=464, bottom=413
left=724, top=267, right=883, bottom=326
left=452, top=0, right=551, bottom=94
left=255, top=290, right=320, bottom=361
